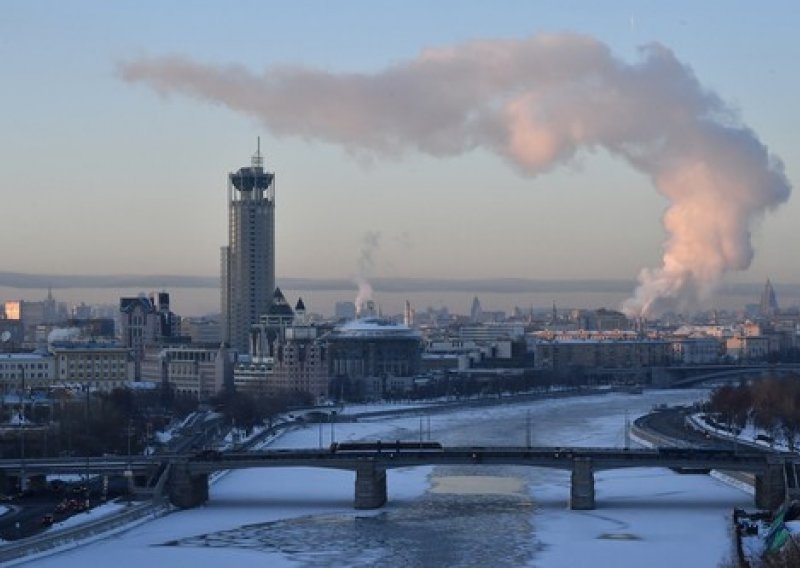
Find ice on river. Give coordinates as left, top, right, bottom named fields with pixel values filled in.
left=19, top=389, right=749, bottom=567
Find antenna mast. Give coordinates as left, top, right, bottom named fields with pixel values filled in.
left=252, top=136, right=264, bottom=168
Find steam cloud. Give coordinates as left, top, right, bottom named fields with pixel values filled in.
left=120, top=33, right=791, bottom=316
left=354, top=231, right=381, bottom=315
left=48, top=327, right=81, bottom=344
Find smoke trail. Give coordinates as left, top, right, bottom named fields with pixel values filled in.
left=355, top=231, right=381, bottom=315
left=47, top=327, right=81, bottom=344
left=120, top=33, right=791, bottom=316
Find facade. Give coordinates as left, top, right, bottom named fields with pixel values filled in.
left=0, top=352, right=56, bottom=391
left=119, top=293, right=180, bottom=378
left=326, top=317, right=422, bottom=399
left=181, top=317, right=222, bottom=345
left=725, top=335, right=769, bottom=362
left=533, top=338, right=671, bottom=370
left=669, top=337, right=721, bottom=365
left=459, top=323, right=525, bottom=342
left=141, top=344, right=232, bottom=399
left=235, top=291, right=328, bottom=400
left=0, top=319, right=23, bottom=352
left=571, top=309, right=630, bottom=331
left=221, top=143, right=276, bottom=352
left=50, top=342, right=131, bottom=390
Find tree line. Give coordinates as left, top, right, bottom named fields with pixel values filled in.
left=708, top=375, right=800, bottom=451
left=0, top=386, right=313, bottom=458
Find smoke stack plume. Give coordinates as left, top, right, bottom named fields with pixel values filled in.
left=120, top=33, right=791, bottom=316
left=354, top=231, right=380, bottom=315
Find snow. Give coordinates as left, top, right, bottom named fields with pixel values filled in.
left=13, top=389, right=751, bottom=567
left=48, top=501, right=129, bottom=530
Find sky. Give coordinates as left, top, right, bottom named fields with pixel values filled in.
left=1, top=1, right=798, bottom=315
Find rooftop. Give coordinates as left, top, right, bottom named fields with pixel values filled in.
left=331, top=317, right=421, bottom=339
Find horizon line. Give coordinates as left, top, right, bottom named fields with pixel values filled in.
left=0, top=271, right=792, bottom=296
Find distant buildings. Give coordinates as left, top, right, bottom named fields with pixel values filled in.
left=221, top=142, right=276, bottom=352
left=2, top=290, right=59, bottom=345
left=335, top=301, right=356, bottom=320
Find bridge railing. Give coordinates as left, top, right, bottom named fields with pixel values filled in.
left=0, top=501, right=170, bottom=566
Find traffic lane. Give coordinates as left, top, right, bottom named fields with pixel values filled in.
left=0, top=478, right=128, bottom=540
left=0, top=496, right=57, bottom=540
left=638, top=410, right=738, bottom=450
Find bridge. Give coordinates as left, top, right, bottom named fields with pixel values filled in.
left=1, top=443, right=795, bottom=512
left=650, top=363, right=800, bottom=388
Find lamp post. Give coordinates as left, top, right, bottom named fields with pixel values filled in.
left=525, top=409, right=532, bottom=448
left=17, top=364, right=25, bottom=492
left=125, top=418, right=134, bottom=504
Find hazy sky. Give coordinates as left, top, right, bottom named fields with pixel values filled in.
left=2, top=2, right=798, bottom=311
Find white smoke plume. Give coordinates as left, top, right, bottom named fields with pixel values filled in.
left=120, top=33, right=791, bottom=316
left=355, top=231, right=381, bottom=315
left=47, top=327, right=81, bottom=344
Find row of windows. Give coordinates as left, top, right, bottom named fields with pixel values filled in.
left=59, top=355, right=126, bottom=362
left=0, top=363, right=50, bottom=371
left=0, top=372, right=48, bottom=380
left=62, top=362, right=125, bottom=368
left=60, top=372, right=126, bottom=379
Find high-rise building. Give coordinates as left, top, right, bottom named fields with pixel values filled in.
left=221, top=141, right=276, bottom=352
left=759, top=278, right=779, bottom=318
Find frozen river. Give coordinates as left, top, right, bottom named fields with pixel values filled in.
left=21, top=389, right=750, bottom=567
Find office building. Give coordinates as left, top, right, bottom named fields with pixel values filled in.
left=221, top=141, right=276, bottom=352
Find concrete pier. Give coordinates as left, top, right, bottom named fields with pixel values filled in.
left=168, top=464, right=209, bottom=509
left=570, top=457, right=595, bottom=510
left=354, top=463, right=387, bottom=509
left=754, top=463, right=785, bottom=510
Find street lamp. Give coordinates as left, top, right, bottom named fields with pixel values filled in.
left=125, top=419, right=134, bottom=504
left=17, top=364, right=25, bottom=492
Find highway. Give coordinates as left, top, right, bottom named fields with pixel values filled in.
left=637, top=407, right=750, bottom=452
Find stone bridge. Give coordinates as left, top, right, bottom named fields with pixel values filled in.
left=1, top=445, right=793, bottom=512
left=168, top=444, right=792, bottom=511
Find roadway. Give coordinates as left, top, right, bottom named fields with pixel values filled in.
left=0, top=476, right=130, bottom=541
left=0, top=410, right=227, bottom=541
left=637, top=407, right=758, bottom=453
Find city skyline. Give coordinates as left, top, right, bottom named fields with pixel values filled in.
left=2, top=2, right=798, bottom=317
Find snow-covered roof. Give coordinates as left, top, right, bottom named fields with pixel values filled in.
left=0, top=352, right=51, bottom=361
left=332, top=317, right=420, bottom=339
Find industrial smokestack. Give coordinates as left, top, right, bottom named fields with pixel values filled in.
left=120, top=33, right=791, bottom=316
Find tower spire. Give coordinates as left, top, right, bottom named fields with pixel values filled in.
left=252, top=136, right=264, bottom=169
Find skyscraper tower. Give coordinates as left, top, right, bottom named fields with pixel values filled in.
left=221, top=140, right=276, bottom=352
left=759, top=278, right=779, bottom=318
